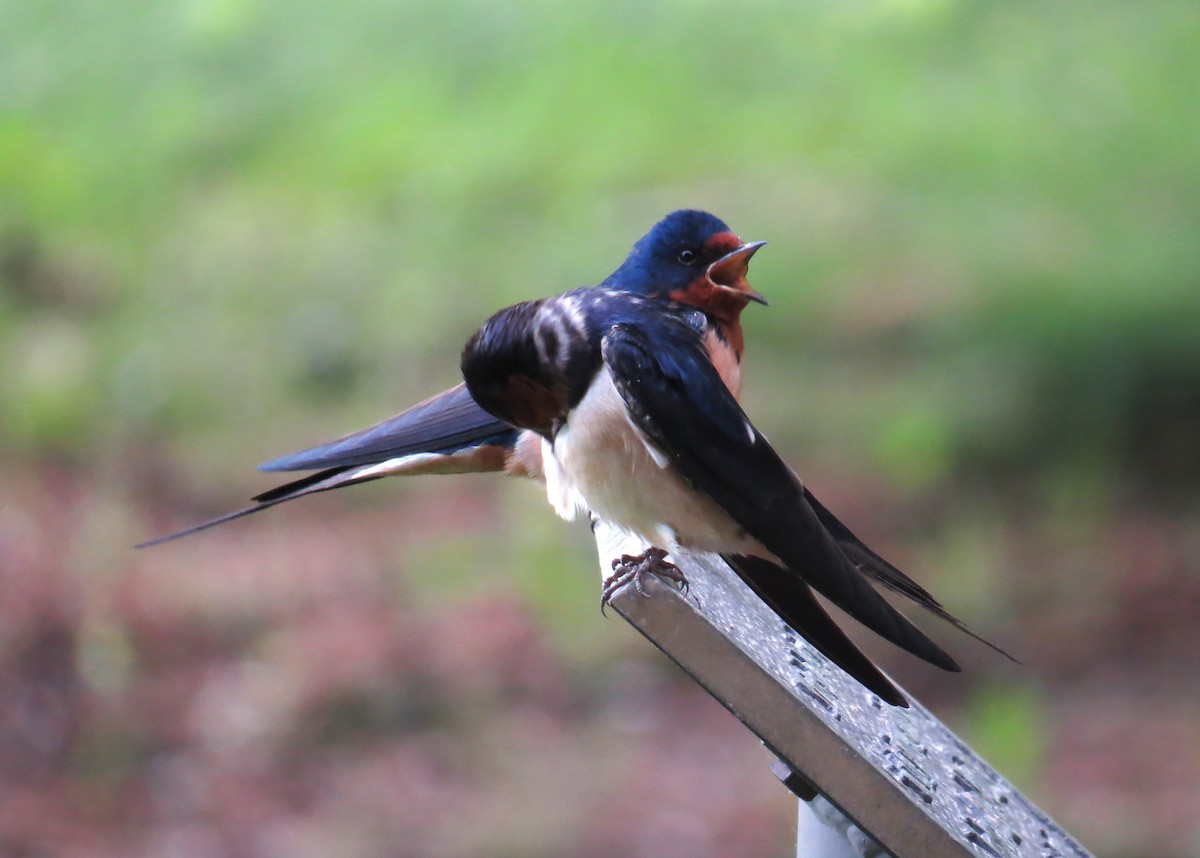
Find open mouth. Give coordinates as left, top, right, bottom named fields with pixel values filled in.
left=707, top=240, right=768, bottom=305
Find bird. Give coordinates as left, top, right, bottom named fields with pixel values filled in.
left=140, top=209, right=1011, bottom=707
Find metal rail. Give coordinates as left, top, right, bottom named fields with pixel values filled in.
left=596, top=524, right=1092, bottom=858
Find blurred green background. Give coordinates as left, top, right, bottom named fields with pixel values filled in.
left=2, top=1, right=1198, bottom=855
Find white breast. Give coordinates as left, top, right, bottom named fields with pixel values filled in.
left=542, top=367, right=757, bottom=557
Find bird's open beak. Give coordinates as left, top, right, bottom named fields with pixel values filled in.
left=707, top=240, right=768, bottom=305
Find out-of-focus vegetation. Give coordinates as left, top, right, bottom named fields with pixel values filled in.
left=1, top=1, right=1197, bottom=856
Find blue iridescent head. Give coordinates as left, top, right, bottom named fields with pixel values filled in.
left=602, top=209, right=767, bottom=320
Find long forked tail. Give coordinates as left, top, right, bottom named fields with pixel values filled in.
left=723, top=553, right=910, bottom=707
left=137, top=466, right=380, bottom=548
left=803, top=488, right=1019, bottom=664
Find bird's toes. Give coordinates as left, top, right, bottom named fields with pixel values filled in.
left=600, top=547, right=689, bottom=613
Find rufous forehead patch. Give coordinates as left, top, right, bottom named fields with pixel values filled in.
left=703, top=231, right=743, bottom=257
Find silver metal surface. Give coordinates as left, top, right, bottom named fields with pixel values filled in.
left=596, top=524, right=1091, bottom=858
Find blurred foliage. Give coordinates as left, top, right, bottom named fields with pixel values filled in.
left=961, top=682, right=1047, bottom=791
left=3, top=0, right=1197, bottom=491
left=1, top=1, right=1198, bottom=856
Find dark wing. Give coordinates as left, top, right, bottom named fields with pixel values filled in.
left=260, top=383, right=510, bottom=471
left=460, top=299, right=589, bottom=435
left=804, top=488, right=1018, bottom=663
left=138, top=384, right=518, bottom=548
left=602, top=320, right=959, bottom=673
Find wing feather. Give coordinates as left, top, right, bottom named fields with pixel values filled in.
left=602, top=319, right=959, bottom=672
left=260, top=384, right=511, bottom=472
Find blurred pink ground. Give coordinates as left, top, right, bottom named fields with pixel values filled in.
left=0, top=461, right=1197, bottom=857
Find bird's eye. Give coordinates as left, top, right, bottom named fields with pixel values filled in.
left=677, top=248, right=697, bottom=265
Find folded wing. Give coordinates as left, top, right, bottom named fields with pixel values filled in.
left=602, top=319, right=960, bottom=673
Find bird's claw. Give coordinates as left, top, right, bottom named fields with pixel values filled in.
left=600, top=547, right=688, bottom=615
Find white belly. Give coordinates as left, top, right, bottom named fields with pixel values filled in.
left=542, top=367, right=756, bottom=556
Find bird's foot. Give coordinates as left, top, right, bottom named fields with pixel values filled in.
left=600, top=547, right=688, bottom=614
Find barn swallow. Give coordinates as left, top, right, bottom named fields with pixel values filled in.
left=141, top=209, right=1010, bottom=707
